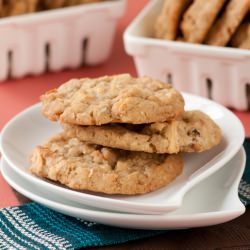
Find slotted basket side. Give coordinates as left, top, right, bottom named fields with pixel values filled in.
left=130, top=44, right=250, bottom=110
left=124, top=0, right=250, bottom=111
left=0, top=0, right=125, bottom=81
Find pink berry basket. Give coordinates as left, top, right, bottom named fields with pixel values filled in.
left=0, top=0, right=126, bottom=81
left=124, top=0, right=250, bottom=111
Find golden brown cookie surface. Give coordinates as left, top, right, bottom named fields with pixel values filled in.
left=63, top=110, right=222, bottom=154
left=154, top=0, right=191, bottom=40
left=180, top=0, right=226, bottom=43
left=29, top=133, right=183, bottom=195
left=41, top=74, right=184, bottom=125
left=205, top=0, right=250, bottom=46
left=1, top=0, right=38, bottom=17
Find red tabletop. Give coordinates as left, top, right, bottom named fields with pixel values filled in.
left=0, top=0, right=249, bottom=209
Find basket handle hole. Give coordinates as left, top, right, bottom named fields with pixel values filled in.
left=166, top=73, right=173, bottom=85
left=45, top=42, right=50, bottom=71
left=7, top=50, right=13, bottom=78
left=206, top=78, right=213, bottom=100
left=246, top=83, right=250, bottom=110
left=82, top=38, right=89, bottom=65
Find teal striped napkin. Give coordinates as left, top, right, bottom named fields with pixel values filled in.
left=0, top=139, right=249, bottom=250
left=239, top=139, right=250, bottom=204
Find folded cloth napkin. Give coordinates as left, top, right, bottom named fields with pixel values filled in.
left=239, top=139, right=250, bottom=205
left=0, top=139, right=249, bottom=250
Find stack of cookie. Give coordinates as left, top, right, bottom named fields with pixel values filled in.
left=155, top=0, right=250, bottom=49
left=29, top=74, right=221, bottom=195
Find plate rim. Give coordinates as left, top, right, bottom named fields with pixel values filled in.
left=0, top=92, right=245, bottom=214
left=0, top=148, right=246, bottom=230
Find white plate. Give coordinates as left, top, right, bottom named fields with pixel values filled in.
left=1, top=148, right=246, bottom=229
left=0, top=93, right=245, bottom=215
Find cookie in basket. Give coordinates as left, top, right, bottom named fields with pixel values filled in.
left=41, top=74, right=184, bottom=125
left=205, top=0, right=250, bottom=46
left=29, top=133, right=183, bottom=195
left=0, top=0, right=2, bottom=17
left=41, top=0, right=103, bottom=9
left=66, top=0, right=104, bottom=5
left=1, top=0, right=38, bottom=17
left=41, top=0, right=65, bottom=9
left=230, top=21, right=250, bottom=49
left=180, top=0, right=225, bottom=43
left=63, top=110, right=222, bottom=154
left=154, top=0, right=192, bottom=40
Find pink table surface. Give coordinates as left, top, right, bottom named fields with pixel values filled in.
left=0, top=0, right=249, bottom=208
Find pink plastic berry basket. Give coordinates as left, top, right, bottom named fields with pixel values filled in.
left=124, top=0, right=250, bottom=111
left=0, top=0, right=126, bottom=81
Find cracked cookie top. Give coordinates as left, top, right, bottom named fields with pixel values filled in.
left=41, top=74, right=184, bottom=125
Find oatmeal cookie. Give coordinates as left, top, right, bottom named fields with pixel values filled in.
left=180, top=0, right=226, bottom=43
left=39, top=0, right=103, bottom=10
left=66, top=0, right=104, bottom=5
left=154, top=0, right=191, bottom=40
left=41, top=74, right=184, bottom=125
left=63, top=110, right=221, bottom=154
left=230, top=21, right=250, bottom=49
left=2, top=0, right=38, bottom=17
left=205, top=0, right=250, bottom=46
left=0, top=0, right=3, bottom=17
left=41, top=0, right=65, bottom=9
left=30, top=133, right=183, bottom=195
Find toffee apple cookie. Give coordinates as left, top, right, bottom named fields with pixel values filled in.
left=41, top=74, right=184, bottom=125
left=63, top=110, right=221, bottom=154
left=29, top=133, right=183, bottom=195
left=154, top=0, right=191, bottom=40
left=180, top=0, right=225, bottom=43
left=205, top=0, right=250, bottom=46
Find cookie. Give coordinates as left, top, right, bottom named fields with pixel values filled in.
left=230, top=22, right=250, bottom=49
left=63, top=110, right=222, bottom=154
left=2, top=0, right=38, bottom=17
left=205, top=0, right=250, bottom=46
left=154, top=0, right=191, bottom=40
left=65, top=0, right=103, bottom=6
left=29, top=133, right=183, bottom=195
left=41, top=74, right=184, bottom=125
left=0, top=0, right=3, bottom=17
left=41, top=0, right=65, bottom=9
left=25, top=0, right=38, bottom=12
left=180, top=0, right=226, bottom=43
